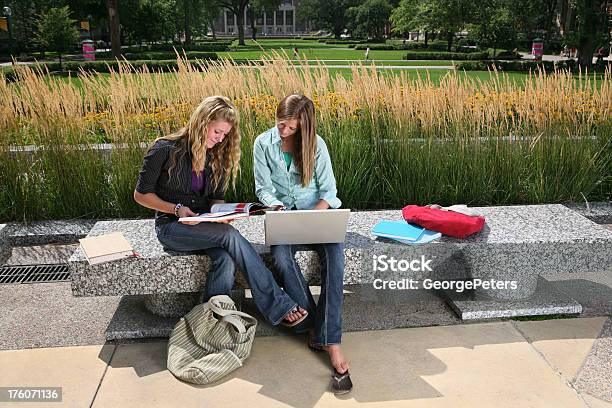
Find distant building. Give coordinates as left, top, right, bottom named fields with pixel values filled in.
left=215, top=0, right=311, bottom=36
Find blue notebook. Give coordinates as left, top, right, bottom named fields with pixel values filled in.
left=371, top=220, right=425, bottom=242
left=390, top=229, right=442, bottom=245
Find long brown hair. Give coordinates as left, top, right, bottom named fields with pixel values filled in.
left=155, top=95, right=241, bottom=191
left=276, top=94, right=317, bottom=187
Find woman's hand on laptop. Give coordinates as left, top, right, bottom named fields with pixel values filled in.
left=312, top=199, right=331, bottom=210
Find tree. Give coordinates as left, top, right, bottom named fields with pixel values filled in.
left=391, top=0, right=471, bottom=50
left=34, top=6, right=79, bottom=70
left=346, top=0, right=392, bottom=40
left=177, top=0, right=212, bottom=44
left=391, top=0, right=430, bottom=44
left=201, top=0, right=222, bottom=39
left=5, top=0, right=113, bottom=54
left=183, top=0, right=193, bottom=43
left=298, top=0, right=360, bottom=39
left=508, top=0, right=559, bottom=42
left=107, top=0, right=122, bottom=57
left=470, top=2, right=517, bottom=57
left=426, top=0, right=471, bottom=51
left=121, top=0, right=177, bottom=45
left=246, top=0, right=280, bottom=40
left=570, top=0, right=609, bottom=68
left=5, top=0, right=63, bottom=53
left=215, top=0, right=249, bottom=44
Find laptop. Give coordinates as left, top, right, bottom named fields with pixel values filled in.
left=264, top=209, right=351, bottom=245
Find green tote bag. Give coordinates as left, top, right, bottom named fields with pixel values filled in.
left=167, top=294, right=258, bottom=384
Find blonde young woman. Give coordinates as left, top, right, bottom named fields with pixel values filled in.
left=133, top=95, right=308, bottom=327
left=253, top=94, right=352, bottom=394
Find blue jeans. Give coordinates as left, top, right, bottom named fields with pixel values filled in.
left=271, top=243, right=345, bottom=345
left=155, top=221, right=298, bottom=325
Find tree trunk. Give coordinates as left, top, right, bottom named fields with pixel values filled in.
left=184, top=0, right=192, bottom=44
left=209, top=19, right=216, bottom=40
left=577, top=37, right=596, bottom=69
left=106, top=0, right=121, bottom=58
left=58, top=53, right=63, bottom=71
left=576, top=0, right=606, bottom=69
left=446, top=30, right=453, bottom=52
left=236, top=10, right=245, bottom=45
left=543, top=0, right=557, bottom=42
left=424, top=31, right=428, bottom=46
left=249, top=10, right=257, bottom=40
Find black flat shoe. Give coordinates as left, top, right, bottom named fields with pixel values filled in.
left=331, top=370, right=353, bottom=395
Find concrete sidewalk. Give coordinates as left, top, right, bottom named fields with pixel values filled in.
left=1, top=317, right=609, bottom=408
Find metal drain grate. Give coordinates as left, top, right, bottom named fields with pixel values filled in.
left=0, top=264, right=71, bottom=284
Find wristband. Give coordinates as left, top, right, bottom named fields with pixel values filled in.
left=174, top=203, right=183, bottom=217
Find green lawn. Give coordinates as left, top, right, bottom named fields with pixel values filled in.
left=325, top=68, right=533, bottom=84
left=44, top=68, right=604, bottom=91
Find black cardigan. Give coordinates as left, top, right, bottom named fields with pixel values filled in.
left=135, top=139, right=225, bottom=225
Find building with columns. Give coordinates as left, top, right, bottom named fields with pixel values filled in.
left=215, top=0, right=310, bottom=36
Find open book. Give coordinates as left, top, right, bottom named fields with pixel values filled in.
left=178, top=202, right=273, bottom=223
left=79, top=232, right=135, bottom=265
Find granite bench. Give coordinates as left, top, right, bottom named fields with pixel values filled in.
left=0, top=221, right=96, bottom=265
left=68, top=204, right=612, bottom=338
left=0, top=224, right=10, bottom=265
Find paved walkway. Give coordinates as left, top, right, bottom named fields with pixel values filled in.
left=292, top=65, right=454, bottom=70
left=0, top=317, right=610, bottom=407
left=1, top=244, right=610, bottom=407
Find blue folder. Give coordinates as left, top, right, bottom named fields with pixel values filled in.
left=371, top=220, right=425, bottom=242
left=391, top=229, right=442, bottom=245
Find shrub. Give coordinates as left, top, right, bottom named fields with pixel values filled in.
left=403, top=51, right=489, bottom=60
left=456, top=60, right=556, bottom=71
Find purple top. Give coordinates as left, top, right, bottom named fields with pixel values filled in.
left=191, top=170, right=205, bottom=193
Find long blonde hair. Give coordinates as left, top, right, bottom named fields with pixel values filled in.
left=276, top=94, right=317, bottom=187
left=156, top=95, right=241, bottom=192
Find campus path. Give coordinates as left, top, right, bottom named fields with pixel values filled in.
left=0, top=316, right=610, bottom=407
left=1, top=241, right=611, bottom=407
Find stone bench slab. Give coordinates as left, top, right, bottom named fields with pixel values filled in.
left=564, top=202, right=612, bottom=224
left=70, top=204, right=612, bottom=301
left=0, top=224, right=10, bottom=265
left=8, top=220, right=95, bottom=246
left=443, top=277, right=582, bottom=319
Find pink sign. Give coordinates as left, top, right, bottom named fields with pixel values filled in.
left=532, top=42, right=543, bottom=58
left=83, top=42, right=95, bottom=61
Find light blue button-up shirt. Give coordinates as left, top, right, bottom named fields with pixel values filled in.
left=253, top=126, right=342, bottom=210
